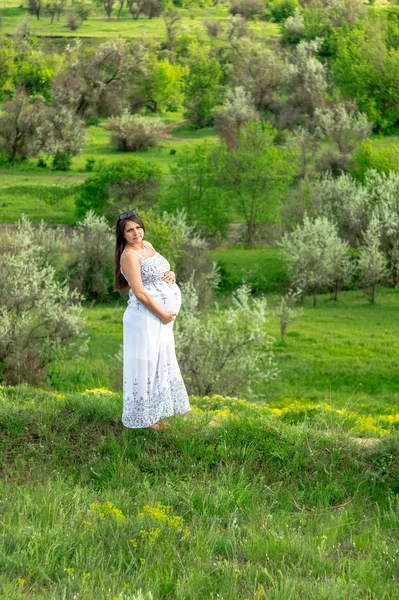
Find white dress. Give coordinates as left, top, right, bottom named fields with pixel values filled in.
left=120, top=243, right=191, bottom=428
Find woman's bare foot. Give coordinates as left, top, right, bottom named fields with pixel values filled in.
left=148, top=422, right=162, bottom=430
left=159, top=420, right=169, bottom=429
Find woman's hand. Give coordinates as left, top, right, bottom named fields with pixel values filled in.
left=163, top=270, right=176, bottom=284
left=160, top=311, right=177, bottom=325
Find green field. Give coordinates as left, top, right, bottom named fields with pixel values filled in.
left=0, top=2, right=280, bottom=40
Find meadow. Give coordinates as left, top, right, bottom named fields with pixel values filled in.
left=0, top=1, right=280, bottom=40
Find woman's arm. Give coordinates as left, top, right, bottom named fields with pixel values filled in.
left=121, top=251, right=176, bottom=325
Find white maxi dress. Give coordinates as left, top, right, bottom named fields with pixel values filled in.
left=120, top=243, right=191, bottom=428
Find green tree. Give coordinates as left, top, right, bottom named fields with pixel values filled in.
left=332, top=21, right=399, bottom=132
left=159, top=143, right=230, bottom=239
left=0, top=37, right=16, bottom=100
left=215, top=121, right=297, bottom=248
left=183, top=45, right=224, bottom=127
left=75, top=159, right=162, bottom=221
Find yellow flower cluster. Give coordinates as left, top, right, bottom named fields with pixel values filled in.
left=82, top=387, right=118, bottom=396
left=130, top=502, right=191, bottom=548
left=190, top=394, right=398, bottom=437
left=88, top=501, right=126, bottom=522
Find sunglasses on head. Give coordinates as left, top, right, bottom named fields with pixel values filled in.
left=118, top=209, right=137, bottom=220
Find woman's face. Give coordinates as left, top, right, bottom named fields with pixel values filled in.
left=124, top=220, right=144, bottom=245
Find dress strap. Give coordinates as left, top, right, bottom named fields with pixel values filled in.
left=130, top=249, right=145, bottom=259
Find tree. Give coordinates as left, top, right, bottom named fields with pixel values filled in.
left=108, top=112, right=164, bottom=151
left=282, top=38, right=328, bottom=128
left=229, top=0, right=265, bottom=20
left=75, top=159, right=162, bottom=221
left=183, top=46, right=224, bottom=127
left=101, top=0, right=115, bottom=19
left=128, top=58, right=187, bottom=113
left=358, top=215, right=389, bottom=303
left=314, top=103, right=372, bottom=174
left=163, top=7, right=181, bottom=63
left=174, top=283, right=278, bottom=396
left=280, top=215, right=349, bottom=306
left=331, top=21, right=399, bottom=132
left=52, top=39, right=145, bottom=119
left=231, top=38, right=290, bottom=113
left=0, top=37, right=16, bottom=101
left=213, top=86, right=259, bottom=147
left=46, top=0, right=65, bottom=23
left=215, top=121, right=297, bottom=248
left=0, top=92, right=46, bottom=161
left=68, top=211, right=115, bottom=302
left=26, top=0, right=43, bottom=19
left=0, top=217, right=87, bottom=385
left=159, top=143, right=231, bottom=239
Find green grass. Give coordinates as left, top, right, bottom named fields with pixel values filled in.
left=0, top=119, right=218, bottom=223
left=0, top=383, right=398, bottom=599
left=48, top=286, right=399, bottom=423
left=0, top=3, right=280, bottom=40
left=208, top=245, right=288, bottom=293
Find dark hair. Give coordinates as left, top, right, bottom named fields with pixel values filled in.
left=114, top=211, right=146, bottom=292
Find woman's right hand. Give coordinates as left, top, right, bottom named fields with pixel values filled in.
left=160, top=311, right=177, bottom=325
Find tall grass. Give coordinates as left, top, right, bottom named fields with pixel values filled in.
left=0, top=384, right=398, bottom=599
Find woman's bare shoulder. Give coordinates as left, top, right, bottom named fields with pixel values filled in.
left=143, top=240, right=155, bottom=250
left=120, top=249, right=140, bottom=267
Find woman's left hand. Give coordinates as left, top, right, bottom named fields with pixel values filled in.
left=163, top=270, right=176, bottom=284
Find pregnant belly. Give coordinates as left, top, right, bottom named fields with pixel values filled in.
left=129, top=280, right=182, bottom=314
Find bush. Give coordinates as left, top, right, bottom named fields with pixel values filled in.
left=0, top=217, right=87, bottom=385
left=52, top=153, right=72, bottom=171
left=66, top=13, right=81, bottom=30
left=203, top=19, right=224, bottom=37
left=352, top=140, right=399, bottom=181
left=268, top=0, right=300, bottom=22
left=108, top=112, right=164, bottom=152
left=67, top=211, right=115, bottom=302
left=230, top=0, right=266, bottom=20
left=174, top=284, right=278, bottom=396
left=75, top=159, right=162, bottom=221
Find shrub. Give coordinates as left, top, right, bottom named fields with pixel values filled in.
left=203, top=19, right=224, bottom=37
left=268, top=0, right=300, bottom=22
left=174, top=284, right=278, bottom=396
left=0, top=218, right=87, bottom=385
left=75, top=159, right=162, bottom=221
left=108, top=112, right=164, bottom=152
left=52, top=153, right=72, bottom=171
left=280, top=215, right=353, bottom=306
left=67, top=211, right=115, bottom=302
left=230, top=0, right=265, bottom=20
left=358, top=216, right=389, bottom=303
left=66, top=13, right=81, bottom=30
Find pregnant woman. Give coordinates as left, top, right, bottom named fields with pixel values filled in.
left=114, top=209, right=191, bottom=430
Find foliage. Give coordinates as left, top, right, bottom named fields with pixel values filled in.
left=108, top=112, right=164, bottom=152
left=75, top=159, right=162, bottom=221
left=215, top=120, right=297, bottom=248
left=0, top=218, right=87, bottom=385
left=0, top=92, right=46, bottom=161
left=159, top=142, right=230, bottom=239
left=183, top=45, right=224, bottom=127
left=280, top=214, right=353, bottom=306
left=229, top=0, right=266, bottom=20
left=315, top=103, right=372, bottom=174
left=352, top=139, right=399, bottom=181
left=268, top=0, right=300, bottom=23
left=67, top=210, right=115, bottom=302
left=273, top=287, right=303, bottom=342
left=128, top=58, right=187, bottom=113
left=213, top=86, right=259, bottom=144
left=331, top=20, right=399, bottom=132
left=231, top=37, right=290, bottom=113
left=358, top=215, right=389, bottom=303
left=174, top=283, right=277, bottom=395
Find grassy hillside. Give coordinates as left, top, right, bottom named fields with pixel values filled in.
left=49, top=287, right=399, bottom=423
left=0, top=383, right=398, bottom=599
